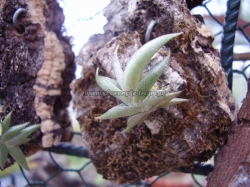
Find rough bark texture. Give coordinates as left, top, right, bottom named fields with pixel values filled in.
left=0, top=0, right=75, bottom=169
left=207, top=78, right=250, bottom=187
left=71, top=0, right=236, bottom=184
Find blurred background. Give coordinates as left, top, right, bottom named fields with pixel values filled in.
left=0, top=0, right=250, bottom=186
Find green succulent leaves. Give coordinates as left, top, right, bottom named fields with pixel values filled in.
left=95, top=33, right=188, bottom=132
left=123, top=33, right=182, bottom=91
left=0, top=112, right=40, bottom=170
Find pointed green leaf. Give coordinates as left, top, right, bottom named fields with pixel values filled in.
left=142, top=92, right=166, bottom=111
left=103, top=76, right=122, bottom=90
left=96, top=68, right=131, bottom=105
left=161, top=98, right=189, bottom=107
left=0, top=143, right=8, bottom=169
left=6, top=124, right=40, bottom=147
left=141, top=89, right=179, bottom=111
left=113, top=46, right=124, bottom=89
left=96, top=104, right=142, bottom=120
left=123, top=33, right=182, bottom=91
left=1, top=122, right=29, bottom=143
left=8, top=146, right=29, bottom=170
left=134, top=51, right=171, bottom=103
left=96, top=68, right=121, bottom=88
left=123, top=112, right=149, bottom=132
left=1, top=112, right=12, bottom=135
left=151, top=91, right=183, bottom=110
left=20, top=138, right=32, bottom=145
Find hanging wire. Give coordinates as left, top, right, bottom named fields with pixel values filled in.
left=191, top=173, right=203, bottom=187
left=220, top=0, right=241, bottom=90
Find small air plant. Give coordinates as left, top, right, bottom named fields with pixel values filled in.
left=0, top=112, right=40, bottom=170
left=95, top=32, right=188, bottom=132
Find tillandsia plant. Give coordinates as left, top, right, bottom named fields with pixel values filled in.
left=0, top=112, right=40, bottom=170
left=95, top=32, right=188, bottom=132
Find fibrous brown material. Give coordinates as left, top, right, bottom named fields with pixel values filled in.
left=72, top=0, right=236, bottom=184
left=0, top=0, right=75, bottom=169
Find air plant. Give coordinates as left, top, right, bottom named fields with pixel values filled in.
left=0, top=112, right=40, bottom=170
left=95, top=33, right=188, bottom=132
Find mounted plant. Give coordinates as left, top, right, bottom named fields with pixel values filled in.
left=72, top=0, right=236, bottom=184
left=95, top=33, right=188, bottom=132
left=0, top=112, right=40, bottom=170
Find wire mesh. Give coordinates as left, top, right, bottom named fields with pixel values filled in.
left=1, top=0, right=250, bottom=186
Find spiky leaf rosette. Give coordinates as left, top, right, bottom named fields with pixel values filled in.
left=95, top=33, right=188, bottom=132
left=0, top=112, right=40, bottom=170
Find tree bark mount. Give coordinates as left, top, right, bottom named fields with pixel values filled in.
left=0, top=0, right=75, bottom=169
left=72, top=0, right=237, bottom=184
left=207, top=78, right=250, bottom=186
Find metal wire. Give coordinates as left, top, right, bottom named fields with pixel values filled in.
left=43, top=143, right=89, bottom=158
left=1, top=0, right=250, bottom=187
left=191, top=173, right=202, bottom=187
left=12, top=8, right=27, bottom=34
left=220, top=0, right=241, bottom=90
left=145, top=20, right=157, bottom=43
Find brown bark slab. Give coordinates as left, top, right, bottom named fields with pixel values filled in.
left=72, top=0, right=236, bottom=184
left=0, top=0, right=75, bottom=169
left=206, top=79, right=250, bottom=187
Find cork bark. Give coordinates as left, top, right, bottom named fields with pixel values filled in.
left=71, top=0, right=237, bottom=184
left=0, top=0, right=75, bottom=169
left=206, top=78, right=250, bottom=187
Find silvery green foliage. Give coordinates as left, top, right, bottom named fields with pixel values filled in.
left=95, top=33, right=188, bottom=132
left=0, top=112, right=40, bottom=170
